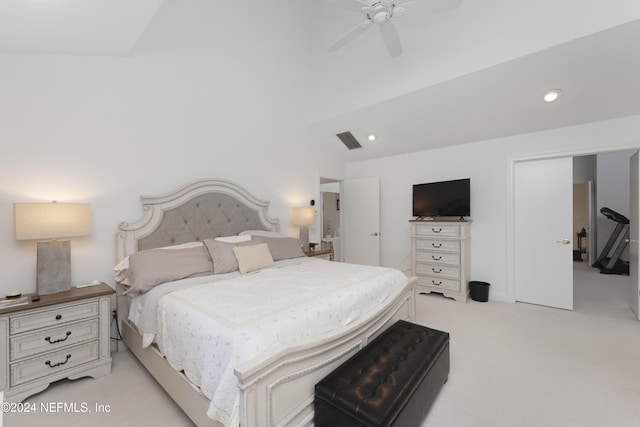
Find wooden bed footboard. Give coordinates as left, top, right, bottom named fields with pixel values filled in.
left=236, top=278, right=416, bottom=427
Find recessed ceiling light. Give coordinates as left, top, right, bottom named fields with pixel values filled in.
left=543, top=89, right=562, bottom=103
left=368, top=134, right=377, bottom=142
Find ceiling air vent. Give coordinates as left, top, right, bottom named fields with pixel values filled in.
left=336, top=131, right=362, bottom=150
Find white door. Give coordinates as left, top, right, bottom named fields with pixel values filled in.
left=629, top=152, right=640, bottom=319
left=515, top=157, right=574, bottom=310
left=343, top=177, right=380, bottom=266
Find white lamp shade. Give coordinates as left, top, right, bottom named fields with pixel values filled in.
left=14, top=203, right=91, bottom=240
left=291, top=207, right=316, bottom=226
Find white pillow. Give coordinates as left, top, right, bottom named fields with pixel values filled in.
left=239, top=230, right=287, bottom=238
left=215, top=235, right=251, bottom=243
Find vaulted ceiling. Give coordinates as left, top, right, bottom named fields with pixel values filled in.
left=2, top=0, right=639, bottom=161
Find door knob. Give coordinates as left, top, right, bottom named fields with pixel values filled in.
left=556, top=239, right=570, bottom=244
left=370, top=232, right=380, bottom=237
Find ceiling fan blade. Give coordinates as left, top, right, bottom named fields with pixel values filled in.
left=392, top=7, right=406, bottom=17
left=380, top=21, right=402, bottom=57
left=328, top=20, right=373, bottom=52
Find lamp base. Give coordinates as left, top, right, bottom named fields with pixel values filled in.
left=299, top=226, right=310, bottom=252
left=37, top=240, right=71, bottom=295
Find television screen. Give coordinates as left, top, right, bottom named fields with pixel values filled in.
left=413, top=178, right=470, bottom=218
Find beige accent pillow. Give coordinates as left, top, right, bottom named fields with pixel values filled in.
left=124, top=246, right=213, bottom=295
left=232, top=243, right=275, bottom=274
left=204, top=237, right=264, bottom=274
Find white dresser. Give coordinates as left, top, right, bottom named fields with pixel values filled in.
left=0, top=284, right=114, bottom=402
left=411, top=220, right=471, bottom=303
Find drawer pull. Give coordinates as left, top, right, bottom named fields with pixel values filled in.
left=45, top=331, right=71, bottom=344
left=55, top=314, right=62, bottom=321
left=432, top=280, right=442, bottom=286
left=432, top=228, right=442, bottom=233
left=432, top=243, right=442, bottom=248
left=432, top=268, right=442, bottom=273
left=432, top=255, right=442, bottom=261
left=45, top=354, right=71, bottom=368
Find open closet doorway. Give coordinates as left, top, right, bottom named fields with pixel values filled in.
left=510, top=148, right=637, bottom=319
left=573, top=151, right=635, bottom=316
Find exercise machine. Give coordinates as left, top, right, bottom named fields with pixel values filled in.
left=573, top=227, right=587, bottom=261
left=592, top=207, right=629, bottom=275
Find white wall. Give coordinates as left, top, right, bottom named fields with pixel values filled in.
left=346, top=115, right=640, bottom=301
left=573, top=155, right=597, bottom=183
left=0, top=1, right=345, bottom=296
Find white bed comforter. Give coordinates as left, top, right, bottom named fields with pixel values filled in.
left=138, top=258, right=409, bottom=426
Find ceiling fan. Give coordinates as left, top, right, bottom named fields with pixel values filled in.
left=328, top=0, right=413, bottom=57
left=327, top=0, right=461, bottom=57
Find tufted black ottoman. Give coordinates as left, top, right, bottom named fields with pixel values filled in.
left=315, top=320, right=449, bottom=427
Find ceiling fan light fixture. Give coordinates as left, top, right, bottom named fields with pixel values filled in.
left=373, top=11, right=390, bottom=24
left=543, top=89, right=562, bottom=103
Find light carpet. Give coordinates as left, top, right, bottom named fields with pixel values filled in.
left=4, top=263, right=640, bottom=427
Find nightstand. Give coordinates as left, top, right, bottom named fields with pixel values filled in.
left=304, top=242, right=334, bottom=261
left=0, top=283, right=114, bottom=402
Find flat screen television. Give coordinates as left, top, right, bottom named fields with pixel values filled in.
left=413, top=178, right=470, bottom=218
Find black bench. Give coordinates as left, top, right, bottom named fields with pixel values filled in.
left=315, top=320, right=449, bottom=427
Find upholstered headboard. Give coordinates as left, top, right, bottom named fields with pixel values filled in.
left=116, top=178, right=280, bottom=262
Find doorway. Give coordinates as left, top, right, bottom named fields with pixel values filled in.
left=508, top=148, right=637, bottom=317
left=573, top=151, right=634, bottom=314
left=319, top=179, right=342, bottom=262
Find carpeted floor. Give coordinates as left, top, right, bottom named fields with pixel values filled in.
left=4, top=262, right=640, bottom=427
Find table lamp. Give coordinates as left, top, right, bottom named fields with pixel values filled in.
left=14, top=202, right=91, bottom=295
left=292, top=207, right=315, bottom=252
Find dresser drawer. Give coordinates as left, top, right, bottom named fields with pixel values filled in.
left=417, top=277, right=461, bottom=292
left=415, top=264, right=461, bottom=279
left=10, top=340, right=100, bottom=387
left=416, top=251, right=460, bottom=266
left=414, top=224, right=460, bottom=237
left=415, top=239, right=460, bottom=253
left=10, top=319, right=100, bottom=362
left=10, top=302, right=99, bottom=335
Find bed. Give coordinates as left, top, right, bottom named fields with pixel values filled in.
left=115, top=178, right=416, bottom=427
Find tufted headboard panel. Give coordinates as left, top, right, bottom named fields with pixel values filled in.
left=116, top=178, right=280, bottom=262
left=138, top=193, right=268, bottom=250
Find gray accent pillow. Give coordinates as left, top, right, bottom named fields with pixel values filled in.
left=124, top=246, right=213, bottom=295
left=204, top=237, right=265, bottom=274
left=260, top=236, right=305, bottom=261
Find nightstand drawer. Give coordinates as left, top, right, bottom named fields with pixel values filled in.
left=10, top=340, right=100, bottom=387
left=414, top=224, right=460, bottom=237
left=10, top=319, right=100, bottom=362
left=415, top=239, right=460, bottom=252
left=415, top=264, right=461, bottom=279
left=417, top=277, right=460, bottom=292
left=416, top=251, right=460, bottom=266
left=10, top=302, right=99, bottom=335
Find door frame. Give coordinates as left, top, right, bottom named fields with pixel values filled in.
left=506, top=144, right=639, bottom=303
left=316, top=174, right=344, bottom=260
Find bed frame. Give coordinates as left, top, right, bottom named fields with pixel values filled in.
left=115, top=178, right=416, bottom=427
